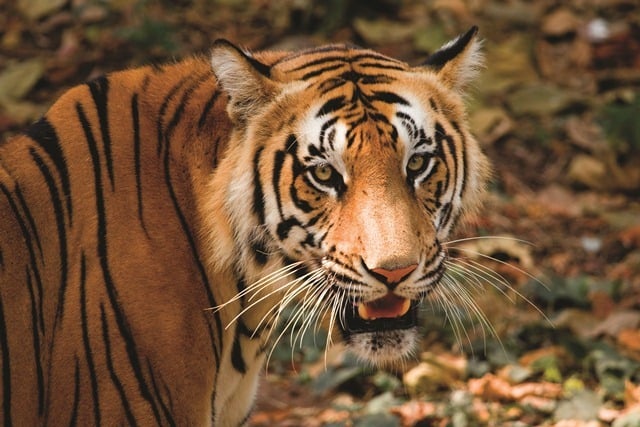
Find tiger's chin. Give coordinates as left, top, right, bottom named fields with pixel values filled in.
left=341, top=296, right=421, bottom=365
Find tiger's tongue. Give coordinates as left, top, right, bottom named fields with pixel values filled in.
left=357, top=293, right=410, bottom=320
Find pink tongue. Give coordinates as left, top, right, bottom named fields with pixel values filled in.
left=358, top=293, right=410, bottom=320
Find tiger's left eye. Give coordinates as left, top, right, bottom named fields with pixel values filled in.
left=407, top=153, right=427, bottom=173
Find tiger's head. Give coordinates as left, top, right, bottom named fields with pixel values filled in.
left=205, top=27, right=489, bottom=365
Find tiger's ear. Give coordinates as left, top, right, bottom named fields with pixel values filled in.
left=210, top=40, right=278, bottom=124
left=421, top=26, right=483, bottom=92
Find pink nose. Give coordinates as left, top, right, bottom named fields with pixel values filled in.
left=372, top=264, right=418, bottom=285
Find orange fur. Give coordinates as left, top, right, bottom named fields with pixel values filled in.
left=0, top=28, right=487, bottom=425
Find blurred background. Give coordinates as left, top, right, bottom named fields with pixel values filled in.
left=1, top=0, right=639, bottom=425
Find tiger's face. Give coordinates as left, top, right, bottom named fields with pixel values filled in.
left=209, top=28, right=489, bottom=365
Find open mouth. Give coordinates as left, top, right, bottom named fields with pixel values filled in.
left=343, top=293, right=418, bottom=334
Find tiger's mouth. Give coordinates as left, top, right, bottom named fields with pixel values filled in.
left=343, top=293, right=418, bottom=334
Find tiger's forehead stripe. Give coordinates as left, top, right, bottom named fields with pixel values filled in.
left=271, top=46, right=410, bottom=83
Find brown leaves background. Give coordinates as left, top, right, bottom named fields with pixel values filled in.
left=1, top=0, right=639, bottom=425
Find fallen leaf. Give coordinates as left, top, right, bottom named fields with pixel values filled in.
left=542, top=8, right=581, bottom=36
left=553, top=309, right=600, bottom=339
left=317, top=408, right=350, bottom=424
left=390, top=401, right=437, bottom=427
left=589, top=290, right=616, bottom=319
left=611, top=406, right=640, bottom=427
left=469, top=108, right=513, bottom=145
left=520, top=395, right=557, bottom=414
left=625, top=380, right=640, bottom=406
left=507, top=83, right=583, bottom=117
left=477, top=35, right=539, bottom=94
left=17, top=0, right=67, bottom=20
left=619, top=225, right=640, bottom=249
left=618, top=329, right=640, bottom=360
left=468, top=374, right=513, bottom=401
left=0, top=59, right=45, bottom=103
left=553, top=421, right=601, bottom=427
left=511, top=382, right=563, bottom=400
left=589, top=310, right=640, bottom=338
left=566, top=154, right=607, bottom=190
left=452, top=235, right=534, bottom=271
left=352, top=18, right=415, bottom=45
left=554, top=390, right=601, bottom=421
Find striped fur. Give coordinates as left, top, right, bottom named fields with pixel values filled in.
left=0, top=27, right=488, bottom=425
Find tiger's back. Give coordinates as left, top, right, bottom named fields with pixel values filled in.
left=1, top=28, right=488, bottom=426
left=0, top=58, right=236, bottom=425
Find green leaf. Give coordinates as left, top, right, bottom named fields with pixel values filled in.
left=599, top=95, right=640, bottom=153
left=312, top=365, right=365, bottom=395
left=554, top=390, right=601, bottom=421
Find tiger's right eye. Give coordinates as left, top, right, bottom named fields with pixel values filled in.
left=311, top=164, right=334, bottom=183
left=307, top=163, right=344, bottom=193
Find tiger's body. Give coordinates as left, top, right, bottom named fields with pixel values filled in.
left=0, top=28, right=488, bottom=426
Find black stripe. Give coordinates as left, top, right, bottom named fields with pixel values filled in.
left=359, top=74, right=395, bottom=85
left=78, top=254, right=101, bottom=426
left=252, top=147, right=266, bottom=225
left=160, top=76, right=223, bottom=364
left=69, top=357, right=80, bottom=427
left=11, top=184, right=47, bottom=353
left=25, top=268, right=45, bottom=415
left=30, top=149, right=69, bottom=326
left=451, top=121, right=467, bottom=199
left=0, top=295, right=12, bottom=427
left=439, top=202, right=453, bottom=231
left=0, top=183, right=45, bottom=331
left=316, top=96, right=346, bottom=118
left=370, top=91, right=409, bottom=106
left=250, top=240, right=268, bottom=266
left=87, top=77, right=115, bottom=189
left=276, top=217, right=302, bottom=241
left=272, top=150, right=286, bottom=220
left=289, top=55, right=347, bottom=73
left=157, top=77, right=191, bottom=155
left=429, top=98, right=439, bottom=112
left=197, top=90, right=221, bottom=130
left=319, top=117, right=339, bottom=152
left=230, top=328, right=246, bottom=374
left=146, top=359, right=176, bottom=427
left=290, top=181, right=313, bottom=214
left=163, top=74, right=211, bottom=143
left=25, top=118, right=73, bottom=225
left=317, top=78, right=347, bottom=96
left=435, top=122, right=454, bottom=201
left=13, top=182, right=42, bottom=258
left=273, top=45, right=349, bottom=66
left=396, top=112, right=418, bottom=140
left=99, top=304, right=137, bottom=425
left=78, top=101, right=166, bottom=424
left=441, top=123, right=457, bottom=204
left=131, top=93, right=148, bottom=235
left=356, top=62, right=405, bottom=72
left=423, top=26, right=478, bottom=70
left=351, top=52, right=404, bottom=64
left=301, top=63, right=345, bottom=81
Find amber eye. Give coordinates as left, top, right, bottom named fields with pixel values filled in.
left=312, top=163, right=334, bottom=183
left=407, top=153, right=427, bottom=173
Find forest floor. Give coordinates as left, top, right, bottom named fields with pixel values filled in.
left=1, top=0, right=639, bottom=425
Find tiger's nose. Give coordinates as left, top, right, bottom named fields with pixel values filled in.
left=372, top=264, right=418, bottom=287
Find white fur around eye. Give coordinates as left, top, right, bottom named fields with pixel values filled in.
left=298, top=109, right=350, bottom=185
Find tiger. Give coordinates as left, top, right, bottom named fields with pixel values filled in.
left=0, top=26, right=489, bottom=425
